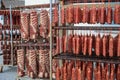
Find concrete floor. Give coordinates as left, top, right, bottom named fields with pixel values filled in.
left=0, top=55, right=49, bottom=80
left=0, top=55, right=17, bottom=80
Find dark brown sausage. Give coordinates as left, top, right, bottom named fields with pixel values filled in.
left=63, top=65, right=67, bottom=80
left=82, top=6, right=89, bottom=23
left=83, top=35, right=87, bottom=55
left=106, top=5, right=112, bottom=24
left=117, top=64, right=120, bottom=80
left=109, top=35, right=114, bottom=57
left=90, top=6, right=97, bottom=24
left=56, top=67, right=61, bottom=80
left=68, top=34, right=73, bottom=53
left=61, top=7, right=65, bottom=25
left=88, top=35, right=93, bottom=56
left=67, top=62, right=74, bottom=80
left=53, top=6, right=58, bottom=25
left=77, top=67, right=82, bottom=80
left=86, top=62, right=92, bottom=80
left=76, top=35, right=80, bottom=54
left=95, top=34, right=101, bottom=56
left=74, top=5, right=81, bottom=23
left=63, top=35, right=67, bottom=53
left=114, top=5, right=120, bottom=24
left=117, top=33, right=120, bottom=57
left=71, top=67, right=76, bottom=80
left=109, top=64, right=115, bottom=80
left=72, top=35, right=76, bottom=54
left=68, top=5, right=74, bottom=24
left=56, top=36, right=60, bottom=54
left=102, top=35, right=107, bottom=57
left=97, top=63, right=102, bottom=80
left=100, top=6, right=106, bottom=24
left=81, top=62, right=86, bottom=80
left=102, top=64, right=107, bottom=80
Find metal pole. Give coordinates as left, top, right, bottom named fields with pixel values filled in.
left=58, top=1, right=62, bottom=67
left=9, top=5, right=13, bottom=66
left=49, top=0, right=52, bottom=80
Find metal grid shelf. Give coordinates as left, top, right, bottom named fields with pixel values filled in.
left=15, top=43, right=56, bottom=47
left=17, top=76, right=51, bottom=80
left=53, top=26, right=120, bottom=30
left=14, top=3, right=59, bottom=9
left=53, top=53, right=120, bottom=64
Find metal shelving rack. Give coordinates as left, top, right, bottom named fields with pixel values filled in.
left=0, top=6, right=21, bottom=72
left=14, top=2, right=58, bottom=80
left=52, top=0, right=120, bottom=72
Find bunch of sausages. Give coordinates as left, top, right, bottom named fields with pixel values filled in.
left=20, top=9, right=50, bottom=40
left=2, top=41, right=11, bottom=65
left=55, top=61, right=120, bottom=80
left=0, top=10, right=20, bottom=15
left=17, top=48, right=50, bottom=79
left=1, top=41, right=20, bottom=65
left=0, top=10, right=20, bottom=25
left=30, top=10, right=38, bottom=39
left=60, top=5, right=120, bottom=25
left=40, top=10, right=50, bottom=38
left=56, top=33, right=120, bottom=57
left=17, top=49, right=25, bottom=77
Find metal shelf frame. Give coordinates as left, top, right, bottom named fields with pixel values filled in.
left=53, top=53, right=120, bottom=64
left=53, top=25, right=120, bottom=30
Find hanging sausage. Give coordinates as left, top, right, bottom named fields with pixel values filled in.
left=30, top=10, right=38, bottom=40
left=102, top=35, right=107, bottom=57
left=109, top=35, right=114, bottom=57
left=100, top=6, right=106, bottom=24
left=68, top=34, right=73, bottom=53
left=82, top=6, right=89, bottom=23
left=88, top=34, right=93, bottom=56
left=29, top=49, right=37, bottom=78
left=90, top=6, right=97, bottom=24
left=61, top=7, right=66, bottom=25
left=95, top=34, right=101, bottom=56
left=17, top=49, right=25, bottom=77
left=53, top=6, right=58, bottom=25
left=20, top=12, right=29, bottom=40
left=114, top=5, right=120, bottom=24
left=106, top=5, right=112, bottom=24
left=67, top=5, right=74, bottom=24
left=74, top=5, right=81, bottom=24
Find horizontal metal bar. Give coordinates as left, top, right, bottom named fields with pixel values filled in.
left=14, top=3, right=59, bottom=9
left=63, top=2, right=120, bottom=8
left=64, top=0, right=119, bottom=3
left=15, top=43, right=56, bottom=47
left=53, top=26, right=120, bottom=31
left=53, top=53, right=120, bottom=64
left=17, top=76, right=54, bottom=80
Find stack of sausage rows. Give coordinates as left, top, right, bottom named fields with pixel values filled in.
left=54, top=4, right=120, bottom=25
left=20, top=10, right=50, bottom=41
left=17, top=49, right=50, bottom=79
left=56, top=33, right=120, bottom=57
left=0, top=10, right=20, bottom=25
left=55, top=61, right=120, bottom=80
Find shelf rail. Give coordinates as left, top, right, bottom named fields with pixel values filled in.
left=53, top=53, right=120, bottom=64
left=53, top=26, right=120, bottom=31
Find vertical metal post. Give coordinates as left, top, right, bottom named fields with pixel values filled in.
left=58, top=1, right=62, bottom=67
left=49, top=0, right=52, bottom=80
left=10, top=5, right=13, bottom=66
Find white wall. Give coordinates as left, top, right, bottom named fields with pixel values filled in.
left=25, top=0, right=57, bottom=5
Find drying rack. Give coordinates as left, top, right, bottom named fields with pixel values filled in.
left=14, top=2, right=58, bottom=80
left=52, top=0, right=120, bottom=71
left=0, top=6, right=21, bottom=72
